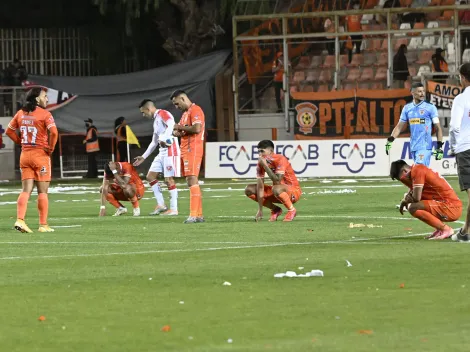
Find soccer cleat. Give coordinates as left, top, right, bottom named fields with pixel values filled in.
left=425, top=229, right=441, bottom=240
left=160, top=209, right=178, bottom=216
left=195, top=217, right=205, bottom=223
left=283, top=208, right=297, bottom=222
left=431, top=226, right=454, bottom=240
left=268, top=207, right=283, bottom=222
left=133, top=207, right=141, bottom=217
left=14, top=219, right=33, bottom=233
left=38, top=225, right=55, bottom=233
left=113, top=207, right=128, bottom=216
left=452, top=229, right=470, bottom=242
left=183, top=216, right=198, bottom=224
left=149, top=205, right=167, bottom=215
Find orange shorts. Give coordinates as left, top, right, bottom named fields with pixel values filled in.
left=110, top=183, right=144, bottom=201
left=181, top=154, right=202, bottom=177
left=19, top=149, right=51, bottom=182
left=422, top=200, right=462, bottom=222
left=263, top=185, right=302, bottom=204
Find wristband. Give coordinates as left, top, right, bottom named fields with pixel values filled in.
left=437, top=141, right=444, bottom=149
left=112, top=169, right=117, bottom=174
left=387, top=136, right=395, bottom=142
left=100, top=206, right=106, bottom=209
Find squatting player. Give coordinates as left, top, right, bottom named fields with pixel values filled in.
left=386, top=82, right=444, bottom=166
left=390, top=159, right=462, bottom=240
left=6, top=87, right=58, bottom=233
left=170, top=90, right=205, bottom=223
left=134, top=99, right=180, bottom=216
left=99, top=161, right=145, bottom=217
left=245, top=140, right=302, bottom=222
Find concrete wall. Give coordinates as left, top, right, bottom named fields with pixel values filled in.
left=237, top=113, right=295, bottom=141
left=0, top=117, right=16, bottom=180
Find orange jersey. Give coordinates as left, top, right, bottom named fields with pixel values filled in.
left=346, top=15, right=362, bottom=32
left=8, top=107, right=56, bottom=151
left=179, top=103, right=205, bottom=156
left=256, top=153, right=301, bottom=188
left=411, top=164, right=461, bottom=203
left=105, top=162, right=144, bottom=189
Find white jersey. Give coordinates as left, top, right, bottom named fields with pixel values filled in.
left=450, top=87, right=470, bottom=154
left=142, top=109, right=180, bottom=159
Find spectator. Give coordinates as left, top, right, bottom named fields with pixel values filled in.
left=402, top=0, right=426, bottom=26
left=460, top=0, right=470, bottom=52
left=432, top=48, right=449, bottom=83
left=272, top=52, right=290, bottom=113
left=4, top=59, right=28, bottom=86
left=324, top=17, right=335, bottom=55
left=83, top=118, right=100, bottom=178
left=393, top=44, right=410, bottom=88
left=115, top=116, right=128, bottom=162
left=345, top=1, right=363, bottom=63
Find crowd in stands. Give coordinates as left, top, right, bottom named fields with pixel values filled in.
left=0, top=59, right=28, bottom=116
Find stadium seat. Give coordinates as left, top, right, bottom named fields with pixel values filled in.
left=293, top=71, right=306, bottom=84
left=364, top=53, right=377, bottom=66
left=321, top=55, right=335, bottom=68
left=362, top=14, right=374, bottom=23
left=463, top=49, right=470, bottom=63
left=371, top=82, right=384, bottom=89
left=417, top=65, right=431, bottom=77
left=348, top=54, right=364, bottom=67
left=422, top=35, right=436, bottom=49
left=290, top=85, right=299, bottom=94
left=346, top=68, right=361, bottom=81
left=364, top=0, right=379, bottom=9
left=310, top=56, right=323, bottom=68
left=340, top=55, right=349, bottom=67
left=411, top=22, right=425, bottom=36
left=441, top=0, right=455, bottom=5
left=342, top=83, right=356, bottom=90
left=301, top=85, right=314, bottom=92
left=394, top=38, right=409, bottom=51
left=374, top=67, right=387, bottom=80
left=430, top=0, right=441, bottom=4
left=408, top=66, right=417, bottom=77
left=319, top=69, right=332, bottom=82
left=439, top=11, right=454, bottom=21
left=427, top=21, right=439, bottom=29
left=448, top=64, right=456, bottom=72
left=359, top=82, right=370, bottom=89
left=404, top=80, right=412, bottom=90
left=408, top=37, right=422, bottom=50
left=296, top=56, right=311, bottom=69
left=396, top=23, right=411, bottom=37
left=381, top=39, right=388, bottom=51
left=306, top=69, right=321, bottom=82
left=375, top=52, right=388, bottom=66
left=366, top=39, right=382, bottom=52
left=416, top=50, right=433, bottom=64
left=447, top=43, right=456, bottom=63
left=359, top=67, right=374, bottom=81
left=317, top=84, right=329, bottom=92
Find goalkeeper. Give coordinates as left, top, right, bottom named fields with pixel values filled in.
left=385, top=82, right=444, bottom=166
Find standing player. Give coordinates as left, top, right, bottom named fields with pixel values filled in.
left=385, top=82, right=444, bottom=166
left=134, top=99, right=179, bottom=216
left=245, top=140, right=302, bottom=222
left=170, top=90, right=205, bottom=223
left=6, top=87, right=58, bottom=233
left=390, top=159, right=462, bottom=239
left=99, top=161, right=144, bottom=217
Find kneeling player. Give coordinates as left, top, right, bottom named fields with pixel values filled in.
left=245, top=140, right=302, bottom=222
left=99, top=161, right=145, bottom=217
left=390, top=159, right=462, bottom=239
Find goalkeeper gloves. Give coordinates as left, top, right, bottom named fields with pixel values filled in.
left=385, top=136, right=395, bottom=155
left=434, top=141, right=444, bottom=160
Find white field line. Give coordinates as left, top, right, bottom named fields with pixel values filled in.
left=0, top=241, right=266, bottom=245
left=0, top=229, right=461, bottom=261
left=52, top=225, right=82, bottom=228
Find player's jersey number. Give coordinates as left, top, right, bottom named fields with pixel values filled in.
left=20, top=126, right=38, bottom=145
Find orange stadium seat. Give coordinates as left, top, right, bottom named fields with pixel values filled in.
left=359, top=82, right=371, bottom=89
left=319, top=69, right=332, bottom=82
left=293, top=71, right=306, bottom=84
left=441, top=0, right=454, bottom=5
left=345, top=68, right=361, bottom=81
left=404, top=81, right=412, bottom=90
left=371, top=82, right=384, bottom=89
left=321, top=55, right=335, bottom=68
left=296, top=56, right=311, bottom=69
left=416, top=50, right=433, bottom=64
left=430, top=0, right=441, bottom=4
left=374, top=67, right=387, bottom=80
left=310, top=56, right=322, bottom=68
left=317, top=84, right=329, bottom=92
left=359, top=67, right=374, bottom=81
left=375, top=52, right=388, bottom=66
left=306, top=69, right=321, bottom=82
left=366, top=39, right=382, bottom=52
left=301, top=85, right=314, bottom=92
left=290, top=85, right=299, bottom=94
left=411, top=22, right=425, bottom=36
left=381, top=39, right=388, bottom=51
left=340, top=55, right=349, bottom=67
left=408, top=66, right=417, bottom=77
left=348, top=54, right=364, bottom=67
left=342, top=83, right=356, bottom=90
left=394, top=38, right=409, bottom=50
left=439, top=11, right=454, bottom=21
left=364, top=53, right=377, bottom=66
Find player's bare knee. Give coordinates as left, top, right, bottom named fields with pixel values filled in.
left=408, top=203, right=418, bottom=214
left=146, top=174, right=155, bottom=182
left=245, top=185, right=254, bottom=196
left=164, top=177, right=174, bottom=187
left=272, top=186, right=283, bottom=197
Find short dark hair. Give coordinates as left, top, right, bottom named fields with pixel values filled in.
left=139, top=99, right=153, bottom=108
left=257, top=140, right=275, bottom=150
left=390, top=159, right=408, bottom=180
left=104, top=162, right=113, bottom=178
left=170, top=89, right=186, bottom=100
left=459, top=63, right=470, bottom=82
left=411, top=82, right=424, bottom=90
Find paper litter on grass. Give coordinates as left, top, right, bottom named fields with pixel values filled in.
left=346, top=260, right=353, bottom=267
left=222, top=281, right=232, bottom=286
left=274, top=270, right=324, bottom=278
left=308, top=189, right=356, bottom=195
left=348, top=223, right=383, bottom=228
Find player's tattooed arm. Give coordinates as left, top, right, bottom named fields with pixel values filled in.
left=259, top=158, right=282, bottom=184
left=114, top=175, right=130, bottom=189
left=174, top=123, right=202, bottom=135
left=411, top=186, right=423, bottom=203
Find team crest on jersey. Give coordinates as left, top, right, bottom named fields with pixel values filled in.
left=166, top=166, right=173, bottom=171
left=40, top=166, right=47, bottom=175
left=184, top=160, right=189, bottom=166
left=295, top=102, right=318, bottom=135
left=419, top=109, right=425, bottom=115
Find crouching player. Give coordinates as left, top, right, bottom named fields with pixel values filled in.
left=390, top=159, right=462, bottom=239
left=99, top=161, right=145, bottom=217
left=245, top=140, right=302, bottom=222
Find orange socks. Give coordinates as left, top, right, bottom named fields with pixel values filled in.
left=276, top=192, right=294, bottom=210
left=412, top=209, right=445, bottom=230
left=37, top=193, right=49, bottom=225
left=197, top=188, right=203, bottom=218
left=106, top=193, right=123, bottom=209
left=17, top=191, right=30, bottom=220
left=189, top=185, right=201, bottom=217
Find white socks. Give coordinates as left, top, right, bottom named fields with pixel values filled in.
left=169, top=188, right=178, bottom=211
left=151, top=182, right=165, bottom=207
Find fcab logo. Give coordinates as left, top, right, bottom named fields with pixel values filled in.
left=219, top=143, right=319, bottom=175
left=332, top=143, right=375, bottom=173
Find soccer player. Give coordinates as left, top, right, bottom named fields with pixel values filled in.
left=170, top=90, right=205, bottom=223
left=245, top=140, right=302, bottom=222
left=390, top=159, right=462, bottom=240
left=449, top=63, right=470, bottom=242
left=6, top=87, right=58, bottom=233
left=385, top=82, right=444, bottom=166
left=99, top=161, right=144, bottom=217
left=134, top=99, right=180, bottom=216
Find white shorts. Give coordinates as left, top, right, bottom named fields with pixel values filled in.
left=149, top=153, right=181, bottom=178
